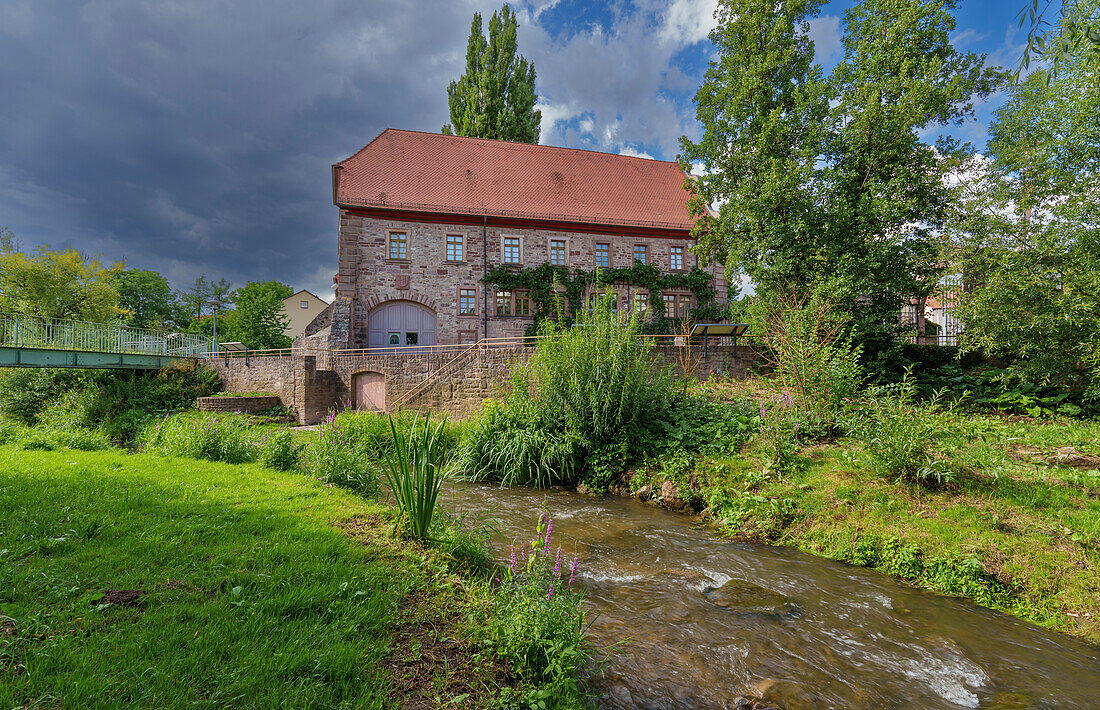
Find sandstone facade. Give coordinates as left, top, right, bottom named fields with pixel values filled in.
left=335, top=209, right=728, bottom=348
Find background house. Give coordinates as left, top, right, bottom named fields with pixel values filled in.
left=281, top=289, right=328, bottom=340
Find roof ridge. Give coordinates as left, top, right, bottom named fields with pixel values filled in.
left=353, top=127, right=679, bottom=166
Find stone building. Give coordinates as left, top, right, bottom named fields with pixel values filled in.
left=322, top=128, right=726, bottom=349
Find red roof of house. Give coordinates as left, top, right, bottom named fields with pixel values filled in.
left=333, top=129, right=696, bottom=231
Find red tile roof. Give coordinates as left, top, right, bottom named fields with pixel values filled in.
left=333, top=129, right=696, bottom=231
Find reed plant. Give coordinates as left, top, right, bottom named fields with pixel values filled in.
left=382, top=412, right=450, bottom=540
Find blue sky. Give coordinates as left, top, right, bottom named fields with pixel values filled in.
left=0, top=0, right=1027, bottom=298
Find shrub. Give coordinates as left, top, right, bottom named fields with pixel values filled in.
left=455, top=297, right=675, bottom=489
left=489, top=513, right=587, bottom=708
left=382, top=413, right=450, bottom=540
left=850, top=376, right=955, bottom=488
left=257, top=428, right=303, bottom=471
left=0, top=363, right=221, bottom=445
left=756, top=392, right=803, bottom=476
left=751, top=285, right=863, bottom=428
left=302, top=411, right=381, bottom=497
left=531, top=295, right=674, bottom=448
left=0, top=368, right=82, bottom=424
left=141, top=412, right=258, bottom=464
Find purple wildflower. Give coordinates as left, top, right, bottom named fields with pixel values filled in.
left=547, top=581, right=555, bottom=601
left=554, top=547, right=561, bottom=576
left=509, top=545, right=517, bottom=573
left=569, top=556, right=579, bottom=585
left=544, top=516, right=553, bottom=547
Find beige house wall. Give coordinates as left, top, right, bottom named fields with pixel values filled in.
left=282, top=290, right=329, bottom=339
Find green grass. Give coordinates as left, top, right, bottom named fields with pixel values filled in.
left=0, top=445, right=511, bottom=708
left=671, top=410, right=1100, bottom=642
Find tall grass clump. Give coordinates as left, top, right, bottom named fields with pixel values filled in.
left=849, top=373, right=955, bottom=488
left=532, top=294, right=672, bottom=447
left=302, top=410, right=381, bottom=497
left=456, top=294, right=674, bottom=489
left=752, top=283, right=863, bottom=436
left=382, top=413, right=449, bottom=540
left=489, top=513, right=588, bottom=708
left=141, top=412, right=259, bottom=464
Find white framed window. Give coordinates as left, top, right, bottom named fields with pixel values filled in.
left=503, top=236, right=521, bottom=264
left=299, top=300, right=309, bottom=309
left=459, top=288, right=476, bottom=315
left=515, top=291, right=531, bottom=316
left=670, top=245, right=684, bottom=271
left=550, top=239, right=566, bottom=266
left=496, top=290, right=512, bottom=316
left=446, top=233, right=464, bottom=262
left=633, top=293, right=648, bottom=316
left=595, top=243, right=610, bottom=268
left=388, top=231, right=407, bottom=260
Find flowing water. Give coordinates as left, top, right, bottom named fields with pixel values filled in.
left=441, top=482, right=1100, bottom=709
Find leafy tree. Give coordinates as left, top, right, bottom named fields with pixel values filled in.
left=114, top=268, right=180, bottom=329
left=681, top=0, right=1001, bottom=367
left=177, top=275, right=232, bottom=323
left=232, top=280, right=293, bottom=349
left=442, top=4, right=541, bottom=143
left=944, top=39, right=1100, bottom=399
left=1016, top=0, right=1100, bottom=78
left=0, top=240, right=122, bottom=321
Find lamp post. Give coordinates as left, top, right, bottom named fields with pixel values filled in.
left=205, top=297, right=227, bottom=355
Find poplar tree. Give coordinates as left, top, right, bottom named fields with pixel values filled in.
left=442, top=4, right=541, bottom=144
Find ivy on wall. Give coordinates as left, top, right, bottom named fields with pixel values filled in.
left=483, top=262, right=730, bottom=334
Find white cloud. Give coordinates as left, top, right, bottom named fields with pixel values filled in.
left=520, top=0, right=716, bottom=159
left=809, top=15, right=842, bottom=64
left=618, top=145, right=655, bottom=160
left=658, top=0, right=719, bottom=47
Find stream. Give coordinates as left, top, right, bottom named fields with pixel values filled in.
left=441, top=482, right=1100, bottom=709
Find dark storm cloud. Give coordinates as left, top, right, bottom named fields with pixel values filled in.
left=0, top=0, right=486, bottom=296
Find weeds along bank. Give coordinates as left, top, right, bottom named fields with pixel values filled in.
left=0, top=363, right=222, bottom=446
left=1, top=408, right=592, bottom=708
left=446, top=298, right=1100, bottom=643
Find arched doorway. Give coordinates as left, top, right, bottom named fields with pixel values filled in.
left=367, top=301, right=437, bottom=347
left=352, top=371, right=386, bottom=412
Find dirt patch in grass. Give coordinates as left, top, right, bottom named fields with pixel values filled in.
left=1045, top=447, right=1100, bottom=470
left=382, top=593, right=506, bottom=709
left=102, top=589, right=146, bottom=608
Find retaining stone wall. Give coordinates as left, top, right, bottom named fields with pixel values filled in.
left=197, top=395, right=280, bottom=414
left=202, top=343, right=763, bottom=425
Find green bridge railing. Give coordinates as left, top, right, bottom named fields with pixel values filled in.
left=0, top=312, right=212, bottom=358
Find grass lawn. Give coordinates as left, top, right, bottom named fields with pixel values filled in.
left=0, top=445, right=505, bottom=709
left=670, top=411, right=1100, bottom=642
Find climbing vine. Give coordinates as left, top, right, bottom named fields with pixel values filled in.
left=483, top=262, right=730, bottom=334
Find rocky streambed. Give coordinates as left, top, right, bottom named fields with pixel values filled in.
left=442, top=481, right=1100, bottom=709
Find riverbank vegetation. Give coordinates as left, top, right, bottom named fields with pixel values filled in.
left=1, top=392, right=591, bottom=707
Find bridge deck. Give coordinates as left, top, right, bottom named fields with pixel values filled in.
left=1, top=313, right=212, bottom=369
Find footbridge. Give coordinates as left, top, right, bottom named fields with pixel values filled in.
left=0, top=313, right=212, bottom=369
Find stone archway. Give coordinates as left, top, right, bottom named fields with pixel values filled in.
left=352, top=371, right=386, bottom=412
left=367, top=300, right=437, bottom=347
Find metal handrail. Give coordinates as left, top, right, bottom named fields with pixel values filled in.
left=1, top=312, right=212, bottom=357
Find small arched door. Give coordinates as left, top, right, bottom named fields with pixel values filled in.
left=367, top=300, right=437, bottom=348
left=353, top=371, right=386, bottom=412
